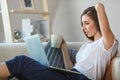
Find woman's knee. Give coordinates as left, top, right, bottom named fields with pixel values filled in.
left=15, top=55, right=28, bottom=60
left=14, top=55, right=32, bottom=63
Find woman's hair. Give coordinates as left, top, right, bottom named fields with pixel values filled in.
left=81, top=6, right=101, bottom=41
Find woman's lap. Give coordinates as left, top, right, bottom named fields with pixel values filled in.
left=6, top=55, right=90, bottom=80
left=6, top=55, right=67, bottom=80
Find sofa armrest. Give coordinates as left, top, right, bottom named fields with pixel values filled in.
left=0, top=43, right=29, bottom=62
left=112, top=57, right=120, bottom=80
left=66, top=42, right=84, bottom=50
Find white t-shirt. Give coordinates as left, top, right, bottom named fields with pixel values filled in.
left=73, top=37, right=118, bottom=80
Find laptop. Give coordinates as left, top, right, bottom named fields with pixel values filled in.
left=24, top=34, right=80, bottom=74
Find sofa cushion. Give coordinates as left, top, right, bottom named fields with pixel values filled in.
left=45, top=41, right=65, bottom=68
left=0, top=43, right=28, bottom=62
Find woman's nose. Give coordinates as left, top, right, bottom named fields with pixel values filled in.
left=82, top=25, right=86, bottom=31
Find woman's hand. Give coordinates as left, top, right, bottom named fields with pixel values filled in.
left=95, top=2, right=104, bottom=11
left=61, top=39, right=68, bottom=53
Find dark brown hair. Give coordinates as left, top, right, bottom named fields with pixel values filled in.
left=81, top=6, right=101, bottom=41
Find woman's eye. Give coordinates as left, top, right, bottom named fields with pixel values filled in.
left=85, top=23, right=89, bottom=25
left=81, top=22, right=83, bottom=26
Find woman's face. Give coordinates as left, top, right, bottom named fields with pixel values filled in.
left=81, top=15, right=98, bottom=37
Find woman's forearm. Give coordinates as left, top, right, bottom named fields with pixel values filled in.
left=61, top=40, right=74, bottom=70
left=62, top=48, right=74, bottom=70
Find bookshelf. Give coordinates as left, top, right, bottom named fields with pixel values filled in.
left=0, top=0, right=50, bottom=42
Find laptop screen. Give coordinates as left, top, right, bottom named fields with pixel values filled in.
left=24, top=34, right=49, bottom=67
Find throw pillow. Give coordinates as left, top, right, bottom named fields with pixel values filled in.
left=68, top=48, right=78, bottom=64
left=45, top=41, right=78, bottom=68
left=45, top=41, right=65, bottom=68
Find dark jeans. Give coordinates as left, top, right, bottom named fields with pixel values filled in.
left=6, top=55, right=90, bottom=80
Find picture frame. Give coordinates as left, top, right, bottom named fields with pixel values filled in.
left=20, top=0, right=36, bottom=11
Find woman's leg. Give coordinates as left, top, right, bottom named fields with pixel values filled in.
left=5, top=55, right=67, bottom=80
left=0, top=62, right=10, bottom=78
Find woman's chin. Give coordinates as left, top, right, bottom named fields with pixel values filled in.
left=85, top=34, right=93, bottom=37
left=87, top=35, right=91, bottom=37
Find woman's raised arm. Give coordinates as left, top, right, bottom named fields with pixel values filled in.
left=95, top=3, right=115, bottom=50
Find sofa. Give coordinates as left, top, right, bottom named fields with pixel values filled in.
left=0, top=42, right=120, bottom=80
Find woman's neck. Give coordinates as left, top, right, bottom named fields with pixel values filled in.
left=94, top=32, right=102, bottom=41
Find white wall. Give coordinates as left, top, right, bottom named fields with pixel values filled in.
left=0, top=0, right=120, bottom=45
left=48, top=0, right=120, bottom=50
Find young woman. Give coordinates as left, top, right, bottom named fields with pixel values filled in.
left=0, top=2, right=118, bottom=80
